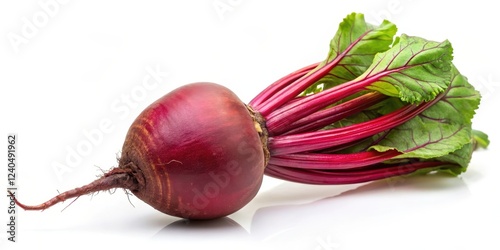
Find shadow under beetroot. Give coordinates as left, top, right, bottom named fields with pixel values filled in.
left=152, top=216, right=249, bottom=243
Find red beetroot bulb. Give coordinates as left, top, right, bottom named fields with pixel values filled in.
left=12, top=82, right=268, bottom=220
left=120, top=82, right=267, bottom=219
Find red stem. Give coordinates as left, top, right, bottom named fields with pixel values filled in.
left=269, top=150, right=401, bottom=170
left=269, top=92, right=444, bottom=156
left=249, top=63, right=318, bottom=109
left=274, top=92, right=387, bottom=135
left=256, top=30, right=375, bottom=117
left=264, top=69, right=397, bottom=133
left=257, top=59, right=341, bottom=117
left=265, top=161, right=450, bottom=185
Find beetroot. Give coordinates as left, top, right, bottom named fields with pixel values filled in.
left=11, top=13, right=488, bottom=221
left=119, top=82, right=267, bottom=219
left=15, top=82, right=267, bottom=219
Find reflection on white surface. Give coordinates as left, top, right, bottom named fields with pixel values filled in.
left=145, top=173, right=473, bottom=249
left=251, top=174, right=472, bottom=249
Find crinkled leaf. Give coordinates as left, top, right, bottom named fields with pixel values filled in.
left=369, top=66, right=481, bottom=167
left=400, top=141, right=476, bottom=177
left=435, top=142, right=474, bottom=174
left=303, top=13, right=397, bottom=94
left=363, top=34, right=453, bottom=104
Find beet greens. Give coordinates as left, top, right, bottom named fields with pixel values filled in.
left=252, top=13, right=488, bottom=184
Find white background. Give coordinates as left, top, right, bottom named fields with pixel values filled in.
left=1, top=1, right=499, bottom=249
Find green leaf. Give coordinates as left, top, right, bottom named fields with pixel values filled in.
left=303, top=13, right=397, bottom=95
left=363, top=34, right=454, bottom=104
left=435, top=142, right=474, bottom=174
left=472, top=129, right=489, bottom=149
left=369, top=66, right=481, bottom=167
left=406, top=139, right=478, bottom=177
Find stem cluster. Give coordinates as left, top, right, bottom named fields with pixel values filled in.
left=250, top=62, right=452, bottom=184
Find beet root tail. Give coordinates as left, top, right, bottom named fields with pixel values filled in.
left=8, top=167, right=139, bottom=211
